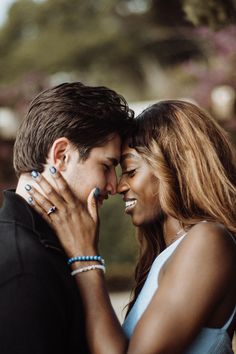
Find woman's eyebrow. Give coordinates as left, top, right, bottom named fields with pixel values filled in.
left=120, top=153, right=139, bottom=163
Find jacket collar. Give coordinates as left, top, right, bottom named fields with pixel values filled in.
left=0, top=190, right=64, bottom=253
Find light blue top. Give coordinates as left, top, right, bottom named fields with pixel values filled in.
left=123, top=233, right=236, bottom=353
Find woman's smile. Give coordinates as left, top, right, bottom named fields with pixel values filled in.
left=124, top=198, right=137, bottom=212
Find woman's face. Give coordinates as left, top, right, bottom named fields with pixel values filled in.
left=118, top=143, right=161, bottom=226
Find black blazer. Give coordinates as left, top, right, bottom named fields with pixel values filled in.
left=0, top=190, right=90, bottom=354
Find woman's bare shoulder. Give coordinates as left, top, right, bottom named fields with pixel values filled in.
left=174, top=221, right=236, bottom=274
left=185, top=221, right=235, bottom=252
left=160, top=221, right=235, bottom=319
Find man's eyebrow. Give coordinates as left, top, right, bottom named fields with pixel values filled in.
left=106, top=157, right=119, bottom=166
left=120, top=153, right=139, bottom=163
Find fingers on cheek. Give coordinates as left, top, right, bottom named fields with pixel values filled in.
left=32, top=192, right=49, bottom=211
left=57, top=180, right=75, bottom=203
left=28, top=199, right=46, bottom=219
left=26, top=193, right=56, bottom=224
left=53, top=214, right=61, bottom=224
left=35, top=205, right=45, bottom=218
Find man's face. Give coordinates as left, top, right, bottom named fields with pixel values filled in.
left=63, top=134, right=121, bottom=206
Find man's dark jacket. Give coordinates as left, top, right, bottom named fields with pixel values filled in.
left=0, top=190, right=89, bottom=354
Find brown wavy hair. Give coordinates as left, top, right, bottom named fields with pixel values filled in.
left=127, top=99, right=236, bottom=313
left=14, top=82, right=134, bottom=177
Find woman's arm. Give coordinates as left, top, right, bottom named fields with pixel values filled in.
left=73, top=268, right=128, bottom=354
left=27, top=171, right=236, bottom=354
left=27, top=172, right=128, bottom=354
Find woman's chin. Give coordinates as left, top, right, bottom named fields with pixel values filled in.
left=131, top=213, right=162, bottom=227
left=130, top=214, right=146, bottom=227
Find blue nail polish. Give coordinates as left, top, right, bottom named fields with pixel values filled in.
left=27, top=196, right=34, bottom=204
left=31, top=171, right=40, bottom=179
left=25, top=184, right=32, bottom=191
left=49, top=166, right=57, bottom=175
left=93, top=187, right=101, bottom=199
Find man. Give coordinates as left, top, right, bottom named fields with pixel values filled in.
left=0, top=82, right=133, bottom=353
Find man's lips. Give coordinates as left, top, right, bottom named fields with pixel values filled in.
left=97, top=194, right=108, bottom=205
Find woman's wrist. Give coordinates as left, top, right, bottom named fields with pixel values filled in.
left=71, top=264, right=106, bottom=276
left=65, top=246, right=99, bottom=259
left=67, top=253, right=105, bottom=272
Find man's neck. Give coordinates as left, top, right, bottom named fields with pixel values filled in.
left=16, top=170, right=51, bottom=202
left=16, top=174, right=35, bottom=202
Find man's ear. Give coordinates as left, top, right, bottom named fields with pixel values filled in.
left=47, top=137, right=74, bottom=171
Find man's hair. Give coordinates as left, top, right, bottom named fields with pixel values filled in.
left=14, top=82, right=134, bottom=177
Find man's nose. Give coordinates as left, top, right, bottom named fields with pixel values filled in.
left=106, top=171, right=118, bottom=195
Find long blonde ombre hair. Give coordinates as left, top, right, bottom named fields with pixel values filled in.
left=127, top=99, right=236, bottom=313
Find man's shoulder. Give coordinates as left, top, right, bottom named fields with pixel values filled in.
left=0, top=220, right=65, bottom=287
left=0, top=218, right=44, bottom=254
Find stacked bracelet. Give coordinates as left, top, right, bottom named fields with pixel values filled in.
left=67, top=255, right=105, bottom=266
left=71, top=264, right=106, bottom=276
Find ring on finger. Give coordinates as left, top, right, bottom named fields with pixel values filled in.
left=47, top=205, right=57, bottom=216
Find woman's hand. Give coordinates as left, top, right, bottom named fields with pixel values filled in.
left=25, top=168, right=99, bottom=258
left=25, top=169, right=128, bottom=354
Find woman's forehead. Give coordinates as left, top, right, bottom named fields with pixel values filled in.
left=120, top=144, right=140, bottom=163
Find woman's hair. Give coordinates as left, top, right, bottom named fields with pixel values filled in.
left=127, top=99, right=236, bottom=313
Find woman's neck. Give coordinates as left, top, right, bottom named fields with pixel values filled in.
left=163, top=216, right=184, bottom=246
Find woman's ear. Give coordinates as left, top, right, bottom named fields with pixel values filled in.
left=47, top=137, right=74, bottom=171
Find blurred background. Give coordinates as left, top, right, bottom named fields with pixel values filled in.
left=0, top=0, right=236, bottom=296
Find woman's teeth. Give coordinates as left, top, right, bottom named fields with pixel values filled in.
left=125, top=200, right=137, bottom=210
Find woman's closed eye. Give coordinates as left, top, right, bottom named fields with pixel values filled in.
left=121, top=169, right=136, bottom=177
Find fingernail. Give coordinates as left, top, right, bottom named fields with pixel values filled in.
left=31, top=170, right=40, bottom=179
left=27, top=196, right=34, bottom=205
left=25, top=184, right=32, bottom=192
left=49, top=166, right=57, bottom=175
left=93, top=187, right=101, bottom=199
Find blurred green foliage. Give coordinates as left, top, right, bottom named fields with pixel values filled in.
left=182, top=0, right=236, bottom=29
left=0, top=0, right=235, bottom=102
left=0, top=0, right=203, bottom=99
left=99, top=192, right=138, bottom=290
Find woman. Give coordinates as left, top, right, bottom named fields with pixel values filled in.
left=26, top=100, right=236, bottom=353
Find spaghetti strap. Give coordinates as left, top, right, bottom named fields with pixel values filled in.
left=222, top=305, right=236, bottom=331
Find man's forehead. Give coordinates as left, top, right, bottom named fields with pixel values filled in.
left=87, top=134, right=121, bottom=162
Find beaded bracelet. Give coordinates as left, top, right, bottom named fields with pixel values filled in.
left=67, top=255, right=105, bottom=266
left=71, top=264, right=106, bottom=276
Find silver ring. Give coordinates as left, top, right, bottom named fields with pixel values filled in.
left=47, top=205, right=57, bottom=216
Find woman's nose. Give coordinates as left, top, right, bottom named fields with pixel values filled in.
left=117, top=178, right=129, bottom=195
